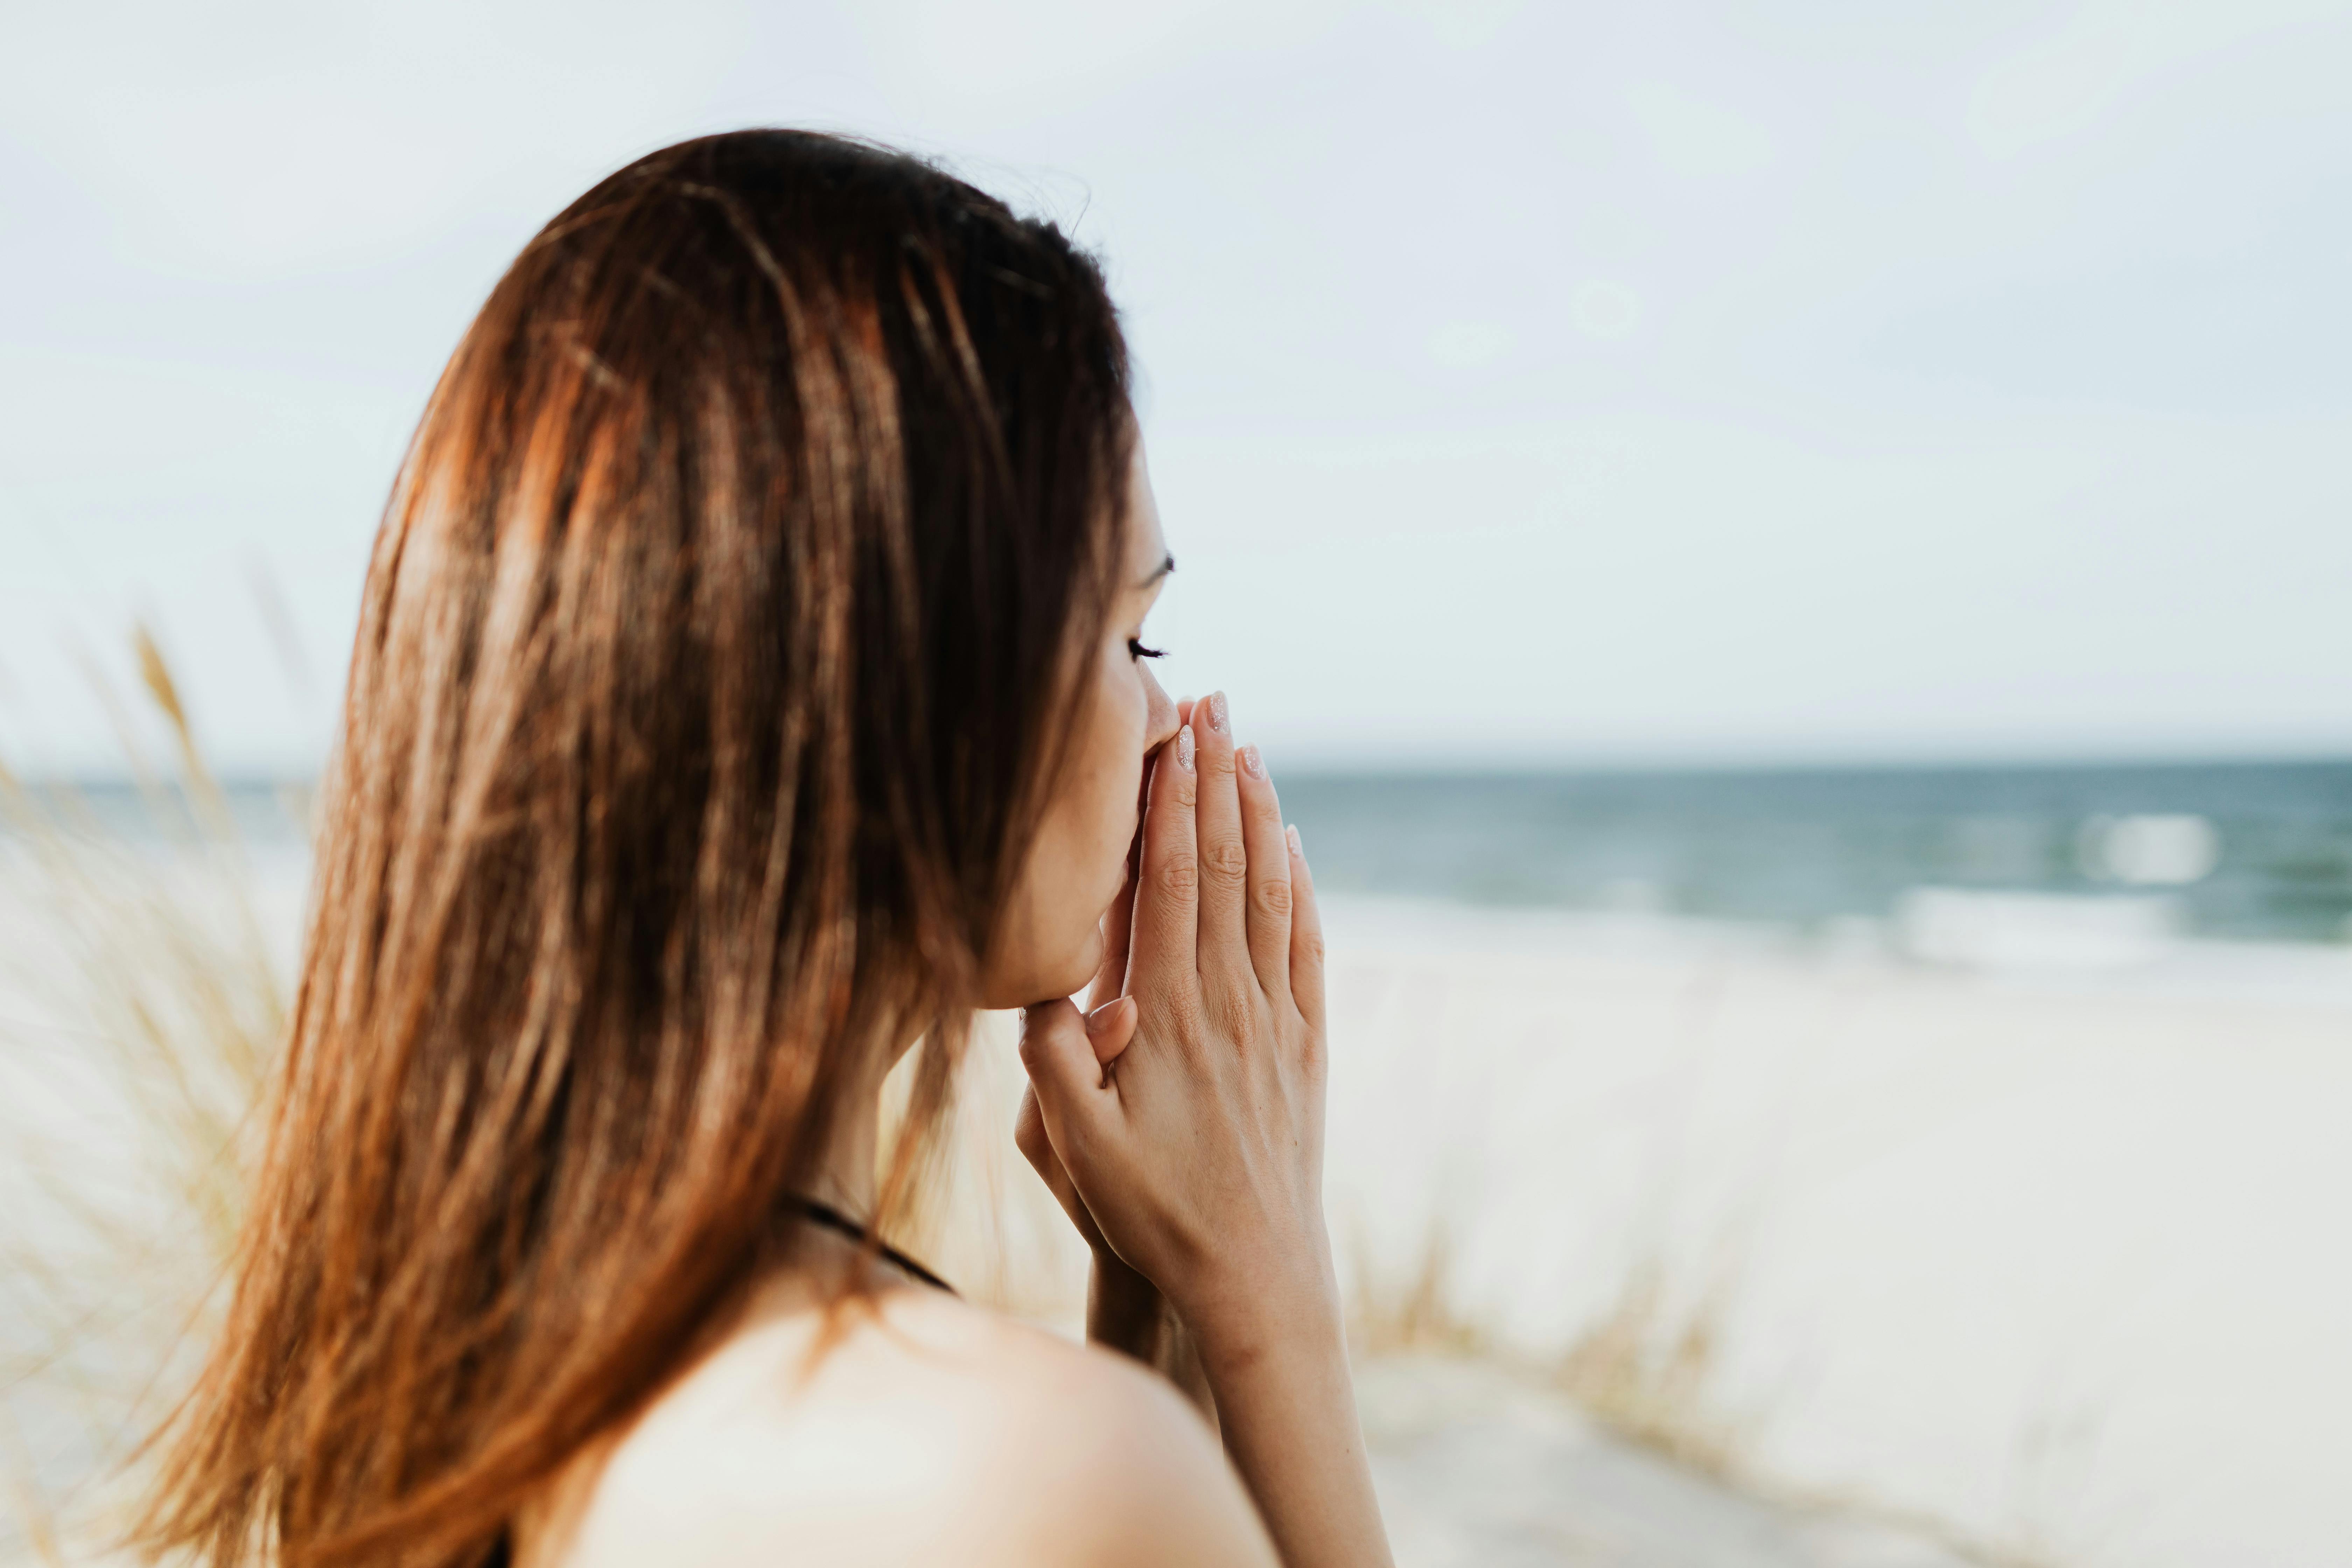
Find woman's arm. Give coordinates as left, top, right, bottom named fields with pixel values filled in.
left=1020, top=692, right=1392, bottom=1568
left=1084, top=1250, right=1219, bottom=1420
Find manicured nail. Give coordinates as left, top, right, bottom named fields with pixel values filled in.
left=1176, top=724, right=1194, bottom=772
left=1206, top=692, right=1229, bottom=734
left=1239, top=743, right=1265, bottom=779
left=1286, top=823, right=1303, bottom=856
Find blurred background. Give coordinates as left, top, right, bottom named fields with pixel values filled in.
left=4, top=3, right=2348, bottom=1566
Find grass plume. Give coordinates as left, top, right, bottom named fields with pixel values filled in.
left=0, top=628, right=287, bottom=1566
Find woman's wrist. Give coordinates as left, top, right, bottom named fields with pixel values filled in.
left=1173, top=1245, right=1346, bottom=1382
left=1180, top=1255, right=1390, bottom=1568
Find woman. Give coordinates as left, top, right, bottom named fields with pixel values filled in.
left=139, top=131, right=1392, bottom=1567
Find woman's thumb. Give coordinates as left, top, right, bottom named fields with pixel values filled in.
left=1018, top=997, right=1114, bottom=1135
left=1084, top=995, right=1137, bottom=1065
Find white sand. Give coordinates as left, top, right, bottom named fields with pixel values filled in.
left=1358, top=1355, right=1975, bottom=1568
left=1320, top=896, right=2352, bottom=1568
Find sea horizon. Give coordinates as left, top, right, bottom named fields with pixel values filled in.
left=12, top=755, right=2350, bottom=946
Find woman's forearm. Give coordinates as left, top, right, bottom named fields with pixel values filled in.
left=1101, top=1249, right=1388, bottom=1568
left=1185, top=1256, right=1391, bottom=1568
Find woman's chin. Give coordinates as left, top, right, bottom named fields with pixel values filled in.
left=1065, top=924, right=1108, bottom=995
left=981, top=927, right=1103, bottom=1010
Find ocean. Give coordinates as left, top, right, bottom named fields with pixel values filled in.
left=29, top=758, right=2352, bottom=945
left=1280, top=758, right=2352, bottom=944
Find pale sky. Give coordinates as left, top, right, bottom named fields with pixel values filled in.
left=4, top=0, right=2349, bottom=773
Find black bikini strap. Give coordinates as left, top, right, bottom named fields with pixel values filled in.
left=783, top=1194, right=958, bottom=1296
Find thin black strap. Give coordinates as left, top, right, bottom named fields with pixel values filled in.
left=783, top=1194, right=958, bottom=1296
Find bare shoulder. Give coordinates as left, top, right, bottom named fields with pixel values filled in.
left=901, top=1295, right=1278, bottom=1566
left=523, top=1286, right=1275, bottom=1568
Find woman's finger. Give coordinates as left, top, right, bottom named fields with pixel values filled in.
left=1234, top=743, right=1292, bottom=999
left=1189, top=691, right=1252, bottom=990
left=1014, top=1082, right=1109, bottom=1252
left=1013, top=1084, right=1071, bottom=1197
left=1286, top=824, right=1326, bottom=1033
left=1128, top=724, right=1199, bottom=996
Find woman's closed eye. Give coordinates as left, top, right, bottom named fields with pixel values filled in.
left=1128, top=638, right=1166, bottom=660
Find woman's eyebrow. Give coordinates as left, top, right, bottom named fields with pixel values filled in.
left=1136, top=553, right=1175, bottom=589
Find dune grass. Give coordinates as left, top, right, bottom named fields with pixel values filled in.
left=1346, top=1216, right=1749, bottom=1476
left=0, top=629, right=289, bottom=1566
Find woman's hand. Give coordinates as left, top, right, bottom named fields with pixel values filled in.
left=1020, top=692, right=1388, bottom=1568
left=1019, top=688, right=1330, bottom=1354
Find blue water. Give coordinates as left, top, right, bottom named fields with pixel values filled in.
left=1278, top=760, right=2352, bottom=943
left=24, top=761, right=2352, bottom=944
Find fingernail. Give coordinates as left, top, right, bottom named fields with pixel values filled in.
left=1239, top=743, right=1265, bottom=779
left=1286, top=823, right=1303, bottom=856
left=1207, top=692, right=1229, bottom=734
left=1176, top=724, right=1194, bottom=772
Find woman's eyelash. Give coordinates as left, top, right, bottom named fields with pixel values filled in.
left=1128, top=639, right=1167, bottom=660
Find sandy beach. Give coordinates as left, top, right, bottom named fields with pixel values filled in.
left=1357, top=1355, right=1980, bottom=1567
left=1317, top=897, right=2352, bottom=1567
left=5, top=856, right=2347, bottom=1566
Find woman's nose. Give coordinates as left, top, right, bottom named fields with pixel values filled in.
left=1142, top=665, right=1180, bottom=749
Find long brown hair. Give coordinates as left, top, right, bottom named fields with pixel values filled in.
left=138, top=130, right=1133, bottom=1567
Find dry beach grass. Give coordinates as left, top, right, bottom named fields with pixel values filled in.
left=0, top=634, right=289, bottom=1565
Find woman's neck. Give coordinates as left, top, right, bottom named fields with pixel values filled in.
left=805, top=1021, right=924, bottom=1221
left=808, top=1084, right=882, bottom=1218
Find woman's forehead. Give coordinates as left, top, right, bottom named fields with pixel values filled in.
left=1125, top=445, right=1170, bottom=579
